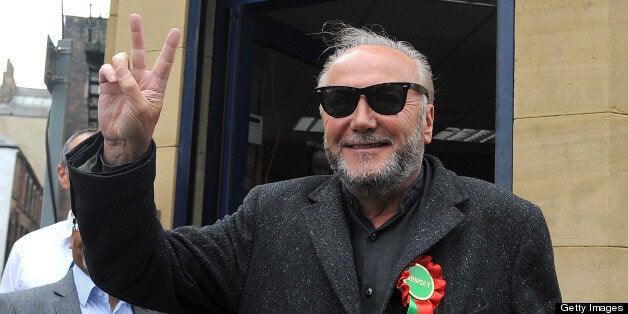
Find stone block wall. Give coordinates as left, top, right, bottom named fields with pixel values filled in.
left=513, top=0, right=627, bottom=302
left=105, top=0, right=188, bottom=229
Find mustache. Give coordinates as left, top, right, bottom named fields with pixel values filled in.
left=338, top=132, right=392, bottom=148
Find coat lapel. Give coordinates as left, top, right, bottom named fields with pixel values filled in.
left=302, top=175, right=360, bottom=313
left=132, top=305, right=155, bottom=313
left=52, top=269, right=81, bottom=313
left=394, top=175, right=466, bottom=270
left=384, top=157, right=468, bottom=306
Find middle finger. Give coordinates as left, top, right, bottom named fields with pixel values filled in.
left=129, top=13, right=147, bottom=71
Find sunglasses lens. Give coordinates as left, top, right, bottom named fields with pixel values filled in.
left=318, top=87, right=359, bottom=118
left=366, top=84, right=406, bottom=115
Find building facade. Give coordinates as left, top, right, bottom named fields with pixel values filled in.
left=0, top=60, right=51, bottom=185
left=0, top=133, right=42, bottom=272
left=52, top=15, right=107, bottom=221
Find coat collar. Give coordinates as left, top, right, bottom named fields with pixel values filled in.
left=304, top=155, right=467, bottom=311
left=52, top=269, right=81, bottom=312
left=303, top=175, right=360, bottom=313
left=392, top=155, right=468, bottom=268
left=382, top=155, right=467, bottom=306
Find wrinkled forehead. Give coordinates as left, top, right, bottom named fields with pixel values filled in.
left=337, top=45, right=413, bottom=61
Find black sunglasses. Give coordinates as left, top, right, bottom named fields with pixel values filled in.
left=315, top=82, right=429, bottom=118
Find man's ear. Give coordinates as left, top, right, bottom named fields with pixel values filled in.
left=57, top=164, right=70, bottom=190
left=422, top=104, right=435, bottom=144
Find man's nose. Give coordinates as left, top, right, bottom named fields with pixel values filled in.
left=349, top=95, right=378, bottom=132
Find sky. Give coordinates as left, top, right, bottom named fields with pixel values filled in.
left=0, top=0, right=110, bottom=89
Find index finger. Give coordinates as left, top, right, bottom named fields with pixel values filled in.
left=152, top=28, right=181, bottom=80
left=129, top=13, right=147, bottom=71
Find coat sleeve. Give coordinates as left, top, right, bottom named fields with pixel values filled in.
left=510, top=205, right=562, bottom=312
left=67, top=132, right=257, bottom=313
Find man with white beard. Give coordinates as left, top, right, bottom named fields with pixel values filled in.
left=66, top=14, right=561, bottom=313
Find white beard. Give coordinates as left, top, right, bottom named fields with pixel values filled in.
left=325, top=127, right=424, bottom=200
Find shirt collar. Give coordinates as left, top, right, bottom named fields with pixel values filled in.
left=72, top=263, right=96, bottom=307
left=63, top=211, right=74, bottom=235
left=72, top=264, right=130, bottom=310
left=46, top=212, right=74, bottom=243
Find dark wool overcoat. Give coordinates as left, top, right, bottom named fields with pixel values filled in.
left=68, top=133, right=561, bottom=313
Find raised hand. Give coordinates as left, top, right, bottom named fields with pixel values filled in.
left=97, top=13, right=181, bottom=166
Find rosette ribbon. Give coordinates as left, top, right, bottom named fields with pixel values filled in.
left=396, top=255, right=446, bottom=314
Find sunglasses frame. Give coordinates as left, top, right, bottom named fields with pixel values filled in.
left=314, top=82, right=429, bottom=118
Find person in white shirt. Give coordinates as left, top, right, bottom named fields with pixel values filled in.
left=0, top=218, right=158, bottom=313
left=0, top=129, right=96, bottom=293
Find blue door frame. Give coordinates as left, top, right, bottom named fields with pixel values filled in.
left=173, top=0, right=202, bottom=227
left=494, top=0, right=514, bottom=190
left=173, top=0, right=515, bottom=226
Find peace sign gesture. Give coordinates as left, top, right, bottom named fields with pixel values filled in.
left=97, top=13, right=181, bottom=166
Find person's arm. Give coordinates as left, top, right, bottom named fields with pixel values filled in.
left=0, top=242, right=23, bottom=293
left=511, top=206, right=562, bottom=312
left=68, top=135, right=256, bottom=312
left=68, top=13, right=257, bottom=312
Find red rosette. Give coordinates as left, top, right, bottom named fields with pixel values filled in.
left=396, top=255, right=446, bottom=314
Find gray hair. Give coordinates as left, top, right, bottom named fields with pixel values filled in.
left=316, top=21, right=435, bottom=106
left=59, top=129, right=98, bottom=170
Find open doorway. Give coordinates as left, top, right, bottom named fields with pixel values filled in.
left=194, top=0, right=500, bottom=223
left=245, top=0, right=497, bottom=191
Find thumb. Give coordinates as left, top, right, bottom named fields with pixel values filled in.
left=115, top=66, right=145, bottom=106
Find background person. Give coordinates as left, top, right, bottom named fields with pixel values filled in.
left=311, top=149, right=332, bottom=175
left=0, top=129, right=96, bottom=293
left=0, top=218, right=159, bottom=313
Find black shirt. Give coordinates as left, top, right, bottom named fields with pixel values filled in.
left=342, top=159, right=432, bottom=313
